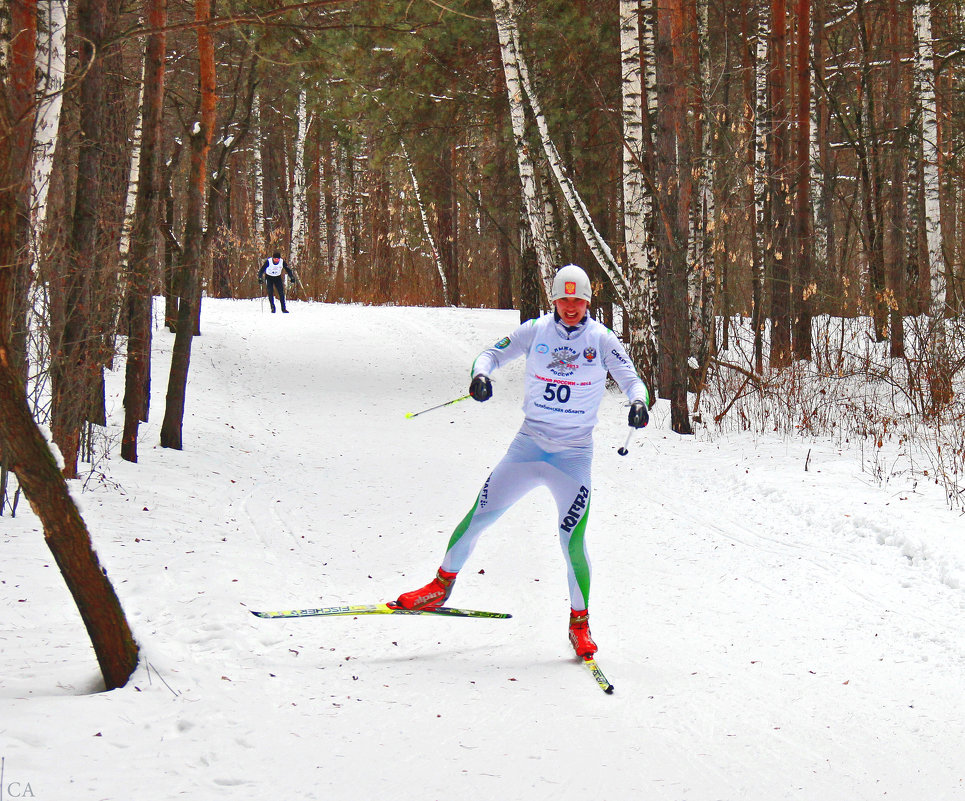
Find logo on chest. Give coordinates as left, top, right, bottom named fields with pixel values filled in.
left=547, top=346, right=580, bottom=377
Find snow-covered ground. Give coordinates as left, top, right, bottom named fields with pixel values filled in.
left=2, top=299, right=964, bottom=800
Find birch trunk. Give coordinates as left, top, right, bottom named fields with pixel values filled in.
left=399, top=140, right=450, bottom=305
left=290, top=84, right=308, bottom=272
left=32, top=0, right=67, bottom=243
left=501, top=2, right=630, bottom=302
left=913, top=0, right=944, bottom=318
left=913, top=0, right=951, bottom=407
left=809, top=0, right=829, bottom=300
left=253, top=92, right=264, bottom=244
left=118, top=62, right=145, bottom=263
left=752, top=1, right=769, bottom=373
left=332, top=142, right=350, bottom=296
left=491, top=0, right=557, bottom=301
left=620, top=0, right=658, bottom=391
left=691, top=0, right=716, bottom=367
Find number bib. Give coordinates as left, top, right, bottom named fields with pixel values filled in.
left=471, top=312, right=647, bottom=447
left=520, top=317, right=610, bottom=444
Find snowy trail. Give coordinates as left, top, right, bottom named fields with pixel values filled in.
left=2, top=299, right=964, bottom=800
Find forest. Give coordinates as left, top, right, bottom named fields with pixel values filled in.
left=1, top=0, right=965, bottom=688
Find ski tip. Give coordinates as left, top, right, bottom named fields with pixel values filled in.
left=604, top=684, right=615, bottom=694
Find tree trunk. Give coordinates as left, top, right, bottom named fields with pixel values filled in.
left=791, top=0, right=813, bottom=360
left=0, top=362, right=140, bottom=689
left=122, top=0, right=166, bottom=463
left=654, top=0, right=694, bottom=434
left=856, top=0, right=888, bottom=343
left=52, top=0, right=120, bottom=478
left=1, top=0, right=138, bottom=691
left=767, top=0, right=792, bottom=368
left=160, top=0, right=216, bottom=449
left=884, top=0, right=908, bottom=357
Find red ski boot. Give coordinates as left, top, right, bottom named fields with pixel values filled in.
left=394, top=568, right=457, bottom=611
left=568, top=608, right=598, bottom=657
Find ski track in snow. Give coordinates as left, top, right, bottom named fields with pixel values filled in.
left=2, top=299, right=964, bottom=801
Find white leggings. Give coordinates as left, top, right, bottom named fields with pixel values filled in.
left=441, top=429, right=594, bottom=610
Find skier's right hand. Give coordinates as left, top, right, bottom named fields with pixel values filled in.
left=469, top=374, right=492, bottom=402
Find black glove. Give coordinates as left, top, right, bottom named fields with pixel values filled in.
left=469, top=374, right=492, bottom=402
left=628, top=400, right=649, bottom=428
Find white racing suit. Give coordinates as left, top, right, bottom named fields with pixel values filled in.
left=440, top=311, right=649, bottom=611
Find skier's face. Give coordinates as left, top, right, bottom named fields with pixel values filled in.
left=555, top=297, right=589, bottom=326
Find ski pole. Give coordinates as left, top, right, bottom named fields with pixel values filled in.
left=617, top=428, right=634, bottom=456
left=405, top=394, right=471, bottom=419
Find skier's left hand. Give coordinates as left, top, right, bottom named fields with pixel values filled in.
left=628, top=400, right=649, bottom=428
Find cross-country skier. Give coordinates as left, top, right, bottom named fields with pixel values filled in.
left=395, top=264, right=650, bottom=658
left=258, top=251, right=296, bottom=313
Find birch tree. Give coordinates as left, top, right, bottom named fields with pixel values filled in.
left=503, top=5, right=630, bottom=301
left=492, top=0, right=690, bottom=429
left=291, top=83, right=308, bottom=273
left=253, top=91, right=264, bottom=244
left=31, top=0, right=66, bottom=249
left=751, top=0, right=768, bottom=373
left=620, top=0, right=658, bottom=393
left=491, top=0, right=558, bottom=299
left=912, top=0, right=951, bottom=407
left=400, top=138, right=450, bottom=305
left=689, top=0, right=716, bottom=368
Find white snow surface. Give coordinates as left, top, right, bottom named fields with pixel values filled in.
left=2, top=299, right=965, bottom=800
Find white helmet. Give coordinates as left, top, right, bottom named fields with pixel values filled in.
left=551, top=264, right=592, bottom=302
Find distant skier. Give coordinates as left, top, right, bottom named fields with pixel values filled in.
left=258, top=252, right=296, bottom=313
left=395, top=264, right=650, bottom=658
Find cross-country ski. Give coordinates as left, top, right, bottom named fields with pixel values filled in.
left=250, top=603, right=512, bottom=620
left=583, top=657, right=615, bottom=694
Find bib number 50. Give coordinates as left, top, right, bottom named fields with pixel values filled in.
left=543, top=383, right=571, bottom=403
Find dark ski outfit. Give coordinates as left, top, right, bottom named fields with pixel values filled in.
left=258, top=256, right=294, bottom=313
